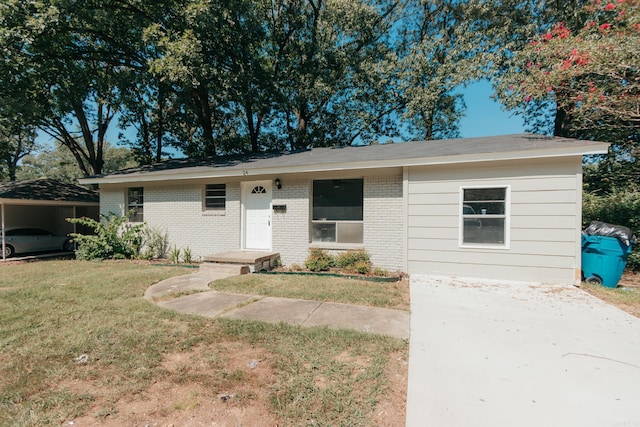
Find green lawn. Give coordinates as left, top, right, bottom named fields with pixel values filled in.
left=209, top=273, right=410, bottom=310
left=0, top=260, right=407, bottom=426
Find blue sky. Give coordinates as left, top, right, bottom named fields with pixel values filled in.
left=458, top=80, right=526, bottom=138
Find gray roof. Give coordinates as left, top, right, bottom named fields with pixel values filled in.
left=81, top=134, right=609, bottom=184
left=0, top=179, right=99, bottom=203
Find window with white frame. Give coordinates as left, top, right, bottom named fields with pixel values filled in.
left=204, top=184, right=226, bottom=209
left=461, top=187, right=508, bottom=245
left=312, top=179, right=363, bottom=244
left=127, top=187, right=144, bottom=222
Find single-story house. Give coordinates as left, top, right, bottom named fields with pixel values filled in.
left=80, top=134, right=609, bottom=285
left=0, top=178, right=100, bottom=259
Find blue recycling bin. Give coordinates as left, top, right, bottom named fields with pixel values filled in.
left=581, top=234, right=632, bottom=288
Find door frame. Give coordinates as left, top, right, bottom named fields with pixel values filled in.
left=241, top=180, right=273, bottom=250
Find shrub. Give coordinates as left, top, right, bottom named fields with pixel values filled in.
left=304, top=248, right=334, bottom=272
left=335, top=249, right=372, bottom=274
left=141, top=226, right=170, bottom=260
left=67, top=211, right=145, bottom=260
left=182, top=246, right=193, bottom=264
left=583, top=190, right=640, bottom=232
left=627, top=251, right=640, bottom=272
left=272, top=256, right=282, bottom=269
left=335, top=249, right=370, bottom=268
left=290, top=263, right=303, bottom=271
left=583, top=190, right=640, bottom=271
left=352, top=260, right=371, bottom=275
left=372, top=267, right=390, bottom=277
left=170, top=245, right=181, bottom=264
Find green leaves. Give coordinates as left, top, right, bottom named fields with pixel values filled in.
left=495, top=0, right=639, bottom=139
left=5, top=0, right=636, bottom=182
left=68, top=211, right=146, bottom=260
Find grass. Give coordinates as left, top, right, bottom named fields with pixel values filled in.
left=209, top=273, right=410, bottom=310
left=0, top=260, right=407, bottom=425
left=581, top=277, right=640, bottom=319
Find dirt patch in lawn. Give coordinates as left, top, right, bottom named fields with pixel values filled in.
left=618, top=271, right=640, bottom=288
left=66, top=341, right=408, bottom=426
left=68, top=342, right=278, bottom=426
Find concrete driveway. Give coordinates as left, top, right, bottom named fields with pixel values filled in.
left=406, top=275, right=640, bottom=427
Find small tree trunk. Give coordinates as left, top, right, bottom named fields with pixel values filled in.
left=192, top=85, right=216, bottom=157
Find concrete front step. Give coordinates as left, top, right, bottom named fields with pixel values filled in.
left=199, top=263, right=250, bottom=275
left=203, top=251, right=280, bottom=272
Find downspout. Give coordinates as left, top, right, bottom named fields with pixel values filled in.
left=402, top=167, right=409, bottom=273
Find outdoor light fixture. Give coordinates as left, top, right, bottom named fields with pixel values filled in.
left=275, top=178, right=282, bottom=189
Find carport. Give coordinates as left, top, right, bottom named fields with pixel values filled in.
left=0, top=178, right=99, bottom=261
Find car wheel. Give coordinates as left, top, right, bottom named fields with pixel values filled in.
left=3, top=245, right=14, bottom=258
left=63, top=239, right=75, bottom=251
left=585, top=275, right=603, bottom=286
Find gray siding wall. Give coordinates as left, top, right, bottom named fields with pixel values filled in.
left=407, top=157, right=583, bottom=284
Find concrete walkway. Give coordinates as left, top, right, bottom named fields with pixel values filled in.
left=406, top=275, right=640, bottom=427
left=145, top=266, right=410, bottom=340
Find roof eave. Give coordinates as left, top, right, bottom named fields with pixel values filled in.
left=0, top=198, right=99, bottom=206
left=79, top=144, right=610, bottom=185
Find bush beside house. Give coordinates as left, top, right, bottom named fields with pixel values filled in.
left=583, top=191, right=640, bottom=271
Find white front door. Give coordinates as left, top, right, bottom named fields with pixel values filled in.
left=243, top=181, right=272, bottom=250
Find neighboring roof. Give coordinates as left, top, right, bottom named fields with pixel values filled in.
left=80, top=134, right=610, bottom=185
left=0, top=179, right=99, bottom=204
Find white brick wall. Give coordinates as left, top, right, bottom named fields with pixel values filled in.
left=364, top=175, right=404, bottom=271
left=144, top=184, right=241, bottom=260
left=100, top=188, right=125, bottom=218
left=98, top=174, right=406, bottom=272
left=272, top=177, right=311, bottom=267
left=99, top=184, right=241, bottom=260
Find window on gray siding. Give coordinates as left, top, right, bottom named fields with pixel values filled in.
left=462, top=187, right=507, bottom=245
left=127, top=187, right=144, bottom=222
left=312, top=179, right=363, bottom=243
left=205, top=184, right=226, bottom=209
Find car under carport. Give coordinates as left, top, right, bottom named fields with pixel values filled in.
left=0, top=178, right=99, bottom=260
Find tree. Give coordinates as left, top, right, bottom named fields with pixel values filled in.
left=493, top=0, right=639, bottom=195
left=118, top=78, right=181, bottom=165
left=393, top=0, right=475, bottom=140
left=0, top=120, right=37, bottom=182
left=0, top=99, right=38, bottom=181
left=144, top=0, right=266, bottom=157
left=145, top=0, right=400, bottom=154
left=0, top=0, right=165, bottom=176
left=17, top=143, right=136, bottom=183
left=496, top=0, right=639, bottom=138
left=266, top=0, right=399, bottom=149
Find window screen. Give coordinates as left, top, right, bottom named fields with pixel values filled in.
left=462, top=187, right=507, bottom=245
left=127, top=187, right=144, bottom=222
left=312, top=179, right=363, bottom=243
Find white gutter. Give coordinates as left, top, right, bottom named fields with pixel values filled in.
left=79, top=144, right=610, bottom=185
left=0, top=199, right=99, bottom=207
